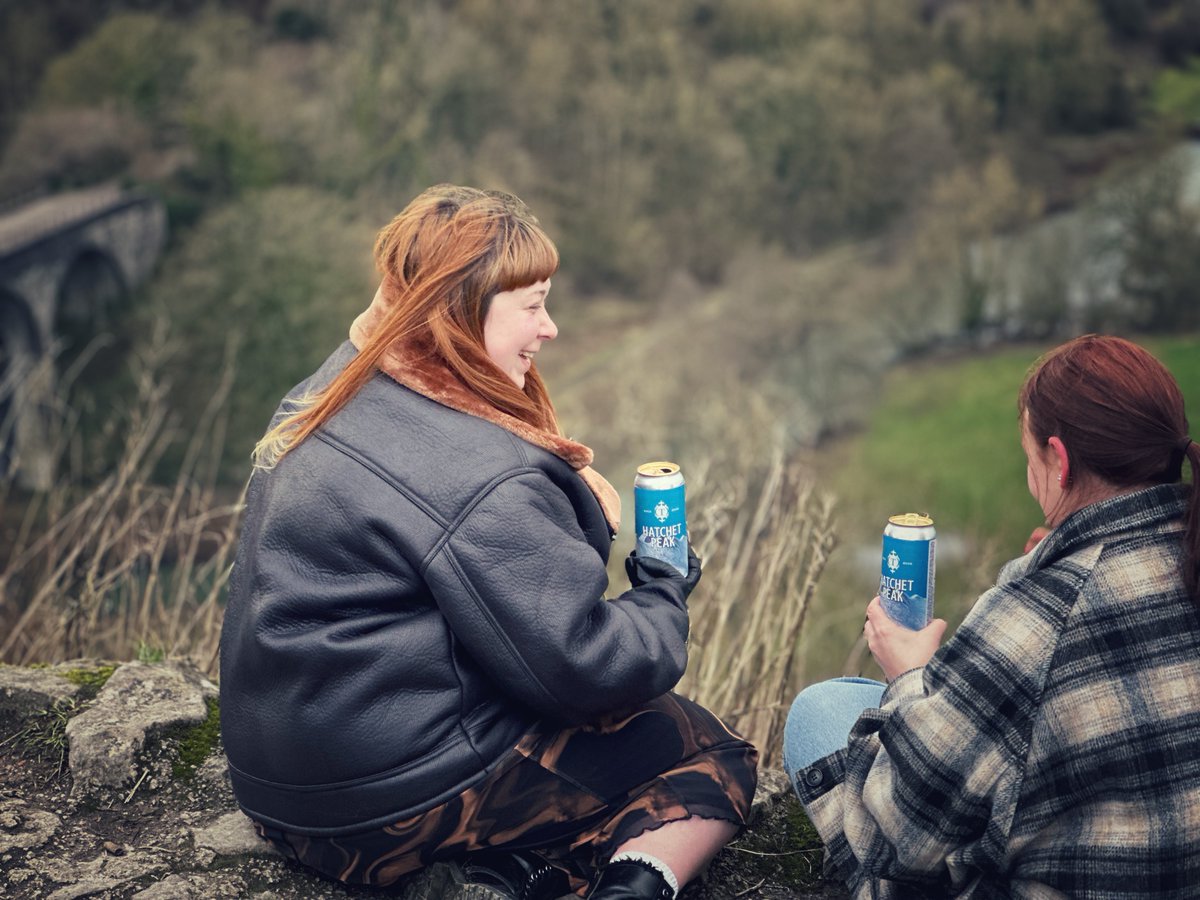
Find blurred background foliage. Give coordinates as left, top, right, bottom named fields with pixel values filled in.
left=2, top=0, right=1198, bottom=471
left=2, top=0, right=1200, bottom=676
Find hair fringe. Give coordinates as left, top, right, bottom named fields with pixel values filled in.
left=252, top=185, right=559, bottom=469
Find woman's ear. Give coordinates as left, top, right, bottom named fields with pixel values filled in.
left=1048, top=436, right=1070, bottom=488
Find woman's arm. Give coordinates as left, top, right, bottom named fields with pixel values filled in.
left=798, top=572, right=1074, bottom=890
left=424, top=469, right=694, bottom=723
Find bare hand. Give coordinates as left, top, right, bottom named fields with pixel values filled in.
left=864, top=595, right=947, bottom=682
left=1024, top=526, right=1051, bottom=554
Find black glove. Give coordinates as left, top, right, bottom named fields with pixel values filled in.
left=625, top=545, right=702, bottom=598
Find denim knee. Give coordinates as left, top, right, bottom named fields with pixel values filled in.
left=781, top=677, right=886, bottom=783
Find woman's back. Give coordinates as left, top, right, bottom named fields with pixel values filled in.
left=1012, top=484, right=1200, bottom=892
left=220, top=343, right=668, bottom=834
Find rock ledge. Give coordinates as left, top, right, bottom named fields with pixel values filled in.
left=0, top=660, right=847, bottom=899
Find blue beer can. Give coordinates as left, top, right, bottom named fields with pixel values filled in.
left=879, top=513, right=936, bottom=630
left=634, top=461, right=688, bottom=575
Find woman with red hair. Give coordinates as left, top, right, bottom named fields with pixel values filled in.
left=220, top=185, right=756, bottom=900
left=784, top=334, right=1200, bottom=898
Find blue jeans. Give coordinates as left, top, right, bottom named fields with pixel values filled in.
left=781, top=677, right=886, bottom=784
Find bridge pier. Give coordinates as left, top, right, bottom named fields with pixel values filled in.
left=0, top=291, right=51, bottom=489
left=0, top=185, right=166, bottom=490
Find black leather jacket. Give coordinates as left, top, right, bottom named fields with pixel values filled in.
left=219, top=343, right=691, bottom=835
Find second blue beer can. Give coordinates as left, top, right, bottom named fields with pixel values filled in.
left=634, top=461, right=688, bottom=575
left=879, top=513, right=936, bottom=631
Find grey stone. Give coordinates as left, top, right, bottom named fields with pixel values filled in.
left=191, top=811, right=277, bottom=858
left=129, top=873, right=198, bottom=899
left=0, top=664, right=81, bottom=721
left=129, top=872, right=247, bottom=899
left=6, top=866, right=36, bottom=884
left=0, top=799, right=61, bottom=852
left=194, top=751, right=232, bottom=791
left=64, top=661, right=217, bottom=795
left=45, top=878, right=125, bottom=900
left=1, top=659, right=847, bottom=899
left=750, top=766, right=794, bottom=820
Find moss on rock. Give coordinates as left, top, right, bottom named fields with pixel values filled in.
left=55, top=663, right=117, bottom=698
left=173, top=696, right=221, bottom=780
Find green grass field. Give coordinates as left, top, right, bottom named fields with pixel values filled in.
left=799, top=333, right=1200, bottom=683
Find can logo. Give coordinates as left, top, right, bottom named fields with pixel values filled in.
left=886, top=550, right=900, bottom=572
left=654, top=500, right=670, bottom=522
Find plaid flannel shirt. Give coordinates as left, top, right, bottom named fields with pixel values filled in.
left=796, top=484, right=1200, bottom=899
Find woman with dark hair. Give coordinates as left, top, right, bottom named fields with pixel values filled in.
left=782, top=334, right=1200, bottom=898
left=219, top=185, right=757, bottom=900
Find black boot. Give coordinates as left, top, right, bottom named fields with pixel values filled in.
left=456, top=849, right=572, bottom=900
left=588, top=859, right=675, bottom=899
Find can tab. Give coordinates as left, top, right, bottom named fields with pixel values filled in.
left=888, top=512, right=933, bottom=527
left=637, top=461, right=680, bottom=477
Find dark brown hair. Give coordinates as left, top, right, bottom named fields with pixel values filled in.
left=1018, top=334, right=1198, bottom=597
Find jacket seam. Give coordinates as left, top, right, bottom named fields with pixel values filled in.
left=226, top=723, right=478, bottom=791
left=435, top=533, right=565, bottom=714
left=420, top=467, right=551, bottom=570
left=314, top=431, right=448, bottom=529
left=499, top=428, right=531, bottom=466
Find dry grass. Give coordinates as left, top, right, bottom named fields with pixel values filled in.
left=2, top=316, right=837, bottom=764
left=0, top=330, right=242, bottom=675
left=681, top=449, right=837, bottom=768
left=547, top=270, right=844, bottom=765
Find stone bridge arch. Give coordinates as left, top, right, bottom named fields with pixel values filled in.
left=56, top=244, right=128, bottom=363
left=0, top=184, right=166, bottom=488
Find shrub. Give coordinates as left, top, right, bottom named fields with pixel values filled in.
left=141, top=186, right=377, bottom=482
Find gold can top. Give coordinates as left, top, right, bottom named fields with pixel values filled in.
left=888, top=512, right=934, bottom=527
left=637, top=461, right=681, bottom=477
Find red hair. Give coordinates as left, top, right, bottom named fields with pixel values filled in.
left=255, top=185, right=560, bottom=466
left=1019, top=334, right=1199, bottom=597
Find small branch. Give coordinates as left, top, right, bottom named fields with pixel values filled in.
left=123, top=768, right=149, bottom=804
left=729, top=845, right=822, bottom=858
left=734, top=878, right=766, bottom=897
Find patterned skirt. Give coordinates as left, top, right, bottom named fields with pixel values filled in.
left=254, top=692, right=758, bottom=894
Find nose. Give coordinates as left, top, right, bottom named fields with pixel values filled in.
left=540, top=309, right=558, bottom=341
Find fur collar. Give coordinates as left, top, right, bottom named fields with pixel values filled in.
left=349, top=286, right=621, bottom=533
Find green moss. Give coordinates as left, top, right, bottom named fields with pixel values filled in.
left=776, top=802, right=826, bottom=885
left=172, top=696, right=220, bottom=780
left=56, top=664, right=117, bottom=698
left=719, top=797, right=827, bottom=889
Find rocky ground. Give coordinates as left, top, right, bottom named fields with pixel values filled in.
left=0, top=659, right=849, bottom=899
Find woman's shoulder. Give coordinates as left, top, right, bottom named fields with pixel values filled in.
left=321, top=373, right=563, bottom=494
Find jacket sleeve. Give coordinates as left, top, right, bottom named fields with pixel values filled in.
left=795, top=568, right=1080, bottom=893
left=421, top=469, right=691, bottom=724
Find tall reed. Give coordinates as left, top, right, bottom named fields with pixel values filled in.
left=0, top=329, right=242, bottom=675
left=680, top=449, right=837, bottom=768
left=2, top=329, right=836, bottom=763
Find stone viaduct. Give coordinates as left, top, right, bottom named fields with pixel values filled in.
left=0, top=184, right=167, bottom=489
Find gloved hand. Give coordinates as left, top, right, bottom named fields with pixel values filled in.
left=625, top=545, right=702, bottom=598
